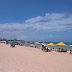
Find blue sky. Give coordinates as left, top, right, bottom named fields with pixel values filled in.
left=0, top=0, right=72, bottom=42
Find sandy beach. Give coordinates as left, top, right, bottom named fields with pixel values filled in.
left=0, top=43, right=72, bottom=72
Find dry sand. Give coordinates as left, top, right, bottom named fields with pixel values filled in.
left=0, top=43, right=72, bottom=72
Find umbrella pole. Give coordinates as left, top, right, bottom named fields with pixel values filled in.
left=61, top=46, right=62, bottom=49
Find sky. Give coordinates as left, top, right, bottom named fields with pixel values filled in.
left=0, top=0, right=72, bottom=42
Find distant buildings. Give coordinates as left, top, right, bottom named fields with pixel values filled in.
left=0, top=38, right=25, bottom=42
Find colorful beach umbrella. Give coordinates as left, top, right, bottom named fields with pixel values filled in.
left=40, top=42, right=47, bottom=47
left=56, top=42, right=67, bottom=46
left=47, top=43, right=56, bottom=46
left=34, top=42, right=40, bottom=44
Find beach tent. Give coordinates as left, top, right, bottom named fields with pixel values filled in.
left=56, top=42, right=67, bottom=46
left=47, top=43, right=56, bottom=46
left=34, top=42, right=40, bottom=44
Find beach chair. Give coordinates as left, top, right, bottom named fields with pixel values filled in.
left=61, top=49, right=64, bottom=52
left=64, top=49, right=67, bottom=52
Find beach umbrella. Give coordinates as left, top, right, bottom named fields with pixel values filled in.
left=34, top=42, right=42, bottom=48
left=69, top=45, right=72, bottom=47
left=69, top=45, right=72, bottom=50
left=56, top=42, right=67, bottom=46
left=40, top=42, right=46, bottom=45
left=34, top=42, right=40, bottom=44
left=31, top=44, right=35, bottom=46
left=40, top=42, right=47, bottom=48
left=34, top=42, right=40, bottom=48
left=47, top=43, right=56, bottom=46
left=18, top=42, right=21, bottom=43
left=25, top=42, right=28, bottom=44
left=10, top=42, right=14, bottom=44
left=56, top=42, right=67, bottom=48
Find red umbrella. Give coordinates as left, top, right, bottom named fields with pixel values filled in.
left=18, top=42, right=21, bottom=43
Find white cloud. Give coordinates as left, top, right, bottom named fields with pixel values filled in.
left=0, top=13, right=72, bottom=41
left=25, top=16, right=44, bottom=23
left=17, top=35, right=27, bottom=39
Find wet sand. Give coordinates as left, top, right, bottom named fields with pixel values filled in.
left=0, top=43, right=72, bottom=72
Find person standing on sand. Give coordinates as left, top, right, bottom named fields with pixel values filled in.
left=42, top=45, right=44, bottom=51
left=42, top=47, right=43, bottom=51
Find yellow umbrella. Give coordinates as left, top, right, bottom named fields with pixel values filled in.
left=47, top=43, right=56, bottom=46
left=31, top=44, right=34, bottom=46
left=34, top=42, right=40, bottom=44
left=25, top=42, right=28, bottom=44
left=69, top=45, right=72, bottom=47
left=56, top=42, right=67, bottom=46
left=69, top=45, right=72, bottom=50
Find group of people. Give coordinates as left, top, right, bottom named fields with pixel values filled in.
left=55, top=48, right=67, bottom=52
left=41, top=45, right=72, bottom=54
left=41, top=45, right=51, bottom=52
left=10, top=44, right=15, bottom=47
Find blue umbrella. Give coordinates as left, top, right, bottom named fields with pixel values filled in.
left=10, top=42, right=14, bottom=44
